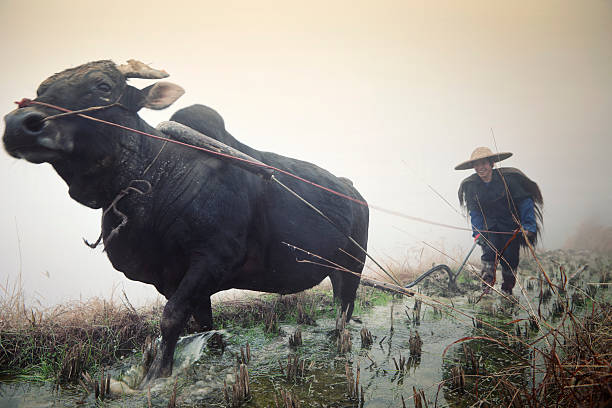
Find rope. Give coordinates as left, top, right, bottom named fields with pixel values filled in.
left=14, top=98, right=514, bottom=236
left=272, top=175, right=401, bottom=286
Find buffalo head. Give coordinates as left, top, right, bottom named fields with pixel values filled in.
left=3, top=60, right=184, bottom=207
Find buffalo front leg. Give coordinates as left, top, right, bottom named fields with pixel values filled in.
left=140, top=257, right=216, bottom=387
left=140, top=295, right=191, bottom=387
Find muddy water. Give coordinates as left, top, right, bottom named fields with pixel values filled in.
left=1, top=250, right=608, bottom=407
left=0, top=297, right=476, bottom=407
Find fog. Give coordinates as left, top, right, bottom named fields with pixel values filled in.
left=1, top=0, right=610, bottom=306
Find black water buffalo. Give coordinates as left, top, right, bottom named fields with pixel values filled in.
left=3, top=60, right=369, bottom=384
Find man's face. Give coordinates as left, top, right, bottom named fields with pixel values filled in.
left=473, top=158, right=493, bottom=182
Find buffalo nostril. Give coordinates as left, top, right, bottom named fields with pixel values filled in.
left=22, top=113, right=46, bottom=134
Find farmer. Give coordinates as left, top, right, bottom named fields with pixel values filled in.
left=456, top=147, right=543, bottom=295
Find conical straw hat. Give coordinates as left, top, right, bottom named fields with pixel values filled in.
left=454, top=147, right=512, bottom=170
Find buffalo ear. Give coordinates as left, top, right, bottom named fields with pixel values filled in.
left=141, top=81, right=185, bottom=110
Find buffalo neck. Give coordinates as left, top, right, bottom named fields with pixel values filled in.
left=50, top=116, right=167, bottom=209
left=106, top=117, right=176, bottom=199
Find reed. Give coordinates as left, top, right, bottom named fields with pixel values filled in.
left=438, top=250, right=612, bottom=407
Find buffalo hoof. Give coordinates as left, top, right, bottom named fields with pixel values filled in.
left=139, top=355, right=172, bottom=389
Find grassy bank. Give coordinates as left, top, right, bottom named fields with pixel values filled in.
left=0, top=242, right=427, bottom=384
left=0, top=279, right=392, bottom=384
left=0, top=285, right=161, bottom=383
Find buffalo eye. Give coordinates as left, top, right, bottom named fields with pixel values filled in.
left=97, top=82, right=112, bottom=93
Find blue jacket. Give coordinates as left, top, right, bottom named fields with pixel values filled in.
left=469, top=197, right=535, bottom=237
left=458, top=168, right=543, bottom=244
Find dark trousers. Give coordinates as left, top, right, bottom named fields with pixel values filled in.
left=480, top=231, right=521, bottom=291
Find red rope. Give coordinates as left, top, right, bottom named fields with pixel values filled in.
left=17, top=99, right=367, bottom=205
left=16, top=98, right=33, bottom=109
left=14, top=98, right=514, bottom=235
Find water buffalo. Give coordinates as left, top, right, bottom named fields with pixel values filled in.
left=3, top=60, right=369, bottom=384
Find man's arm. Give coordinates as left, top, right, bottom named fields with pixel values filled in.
left=469, top=209, right=485, bottom=238
left=518, top=197, right=536, bottom=234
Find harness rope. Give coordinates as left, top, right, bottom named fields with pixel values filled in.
left=14, top=98, right=515, bottom=237
left=15, top=97, right=536, bottom=291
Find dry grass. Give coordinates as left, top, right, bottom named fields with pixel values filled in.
left=0, top=282, right=335, bottom=384
left=538, top=302, right=612, bottom=406
left=210, top=291, right=333, bottom=330
left=0, top=276, right=161, bottom=383
left=457, top=300, right=612, bottom=407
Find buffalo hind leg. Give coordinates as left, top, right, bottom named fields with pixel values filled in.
left=329, top=257, right=362, bottom=321
left=192, top=297, right=213, bottom=332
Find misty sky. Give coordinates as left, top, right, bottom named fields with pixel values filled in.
left=1, top=0, right=610, bottom=306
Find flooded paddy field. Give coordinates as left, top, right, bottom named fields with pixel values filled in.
left=1, top=249, right=610, bottom=407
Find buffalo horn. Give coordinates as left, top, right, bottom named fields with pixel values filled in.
left=116, top=59, right=169, bottom=79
